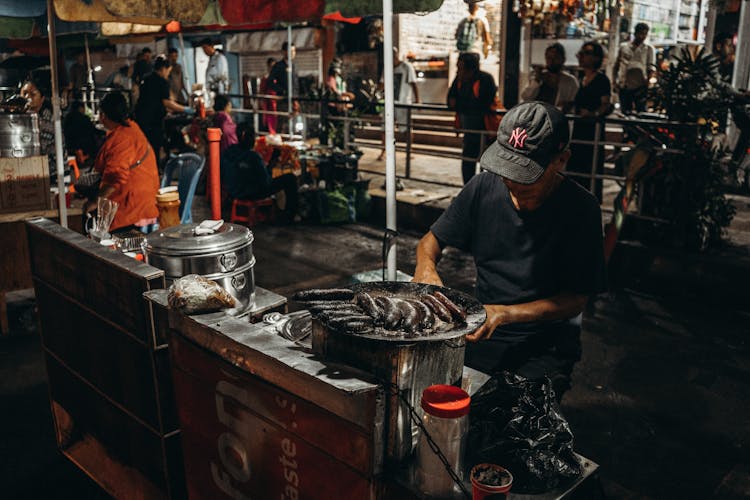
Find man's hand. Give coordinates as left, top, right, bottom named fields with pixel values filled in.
left=466, top=304, right=512, bottom=342
left=411, top=267, right=443, bottom=287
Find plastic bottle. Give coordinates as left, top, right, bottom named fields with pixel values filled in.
left=415, top=384, right=471, bottom=498
left=156, top=189, right=181, bottom=229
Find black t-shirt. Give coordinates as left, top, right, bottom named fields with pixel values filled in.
left=447, top=71, right=497, bottom=117
left=135, top=73, right=169, bottom=131
left=574, top=72, right=611, bottom=113
left=268, top=59, right=299, bottom=96
left=431, top=172, right=606, bottom=322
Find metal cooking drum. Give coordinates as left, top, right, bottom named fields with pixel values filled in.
left=311, top=281, right=486, bottom=463
left=0, top=113, right=41, bottom=158
left=143, top=223, right=255, bottom=314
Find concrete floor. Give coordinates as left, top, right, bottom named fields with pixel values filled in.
left=2, top=149, right=750, bottom=499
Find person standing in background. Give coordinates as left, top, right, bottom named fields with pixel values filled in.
left=135, top=55, right=195, bottom=161
left=455, top=1, right=492, bottom=59
left=447, top=52, right=497, bottom=184
left=268, top=42, right=300, bottom=120
left=567, top=41, right=611, bottom=202
left=378, top=48, right=420, bottom=161
left=200, top=38, right=229, bottom=106
left=167, top=48, right=188, bottom=105
left=21, top=74, right=55, bottom=175
left=68, top=51, right=87, bottom=99
left=521, top=43, right=578, bottom=113
left=132, top=47, right=153, bottom=86
left=259, top=57, right=277, bottom=134
left=713, top=32, right=736, bottom=82
left=613, top=23, right=655, bottom=115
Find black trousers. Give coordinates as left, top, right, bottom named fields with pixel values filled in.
left=464, top=318, right=582, bottom=401
left=619, top=86, right=647, bottom=115
left=459, top=114, right=488, bottom=185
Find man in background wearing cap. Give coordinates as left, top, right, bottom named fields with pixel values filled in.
left=414, top=101, right=606, bottom=395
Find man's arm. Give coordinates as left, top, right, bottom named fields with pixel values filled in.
left=413, top=231, right=444, bottom=286
left=467, top=293, right=588, bottom=342
left=612, top=50, right=622, bottom=93
left=481, top=18, right=492, bottom=58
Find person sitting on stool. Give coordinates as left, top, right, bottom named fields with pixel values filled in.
left=221, top=123, right=299, bottom=223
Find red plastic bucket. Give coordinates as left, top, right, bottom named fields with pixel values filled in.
left=470, top=463, right=513, bottom=500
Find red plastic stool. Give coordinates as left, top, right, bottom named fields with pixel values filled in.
left=230, top=198, right=274, bottom=227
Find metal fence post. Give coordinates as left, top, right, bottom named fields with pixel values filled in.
left=590, top=119, right=602, bottom=194
left=343, top=105, right=350, bottom=150
left=405, top=106, right=413, bottom=179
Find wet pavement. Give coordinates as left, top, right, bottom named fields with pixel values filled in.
left=2, top=149, right=750, bottom=498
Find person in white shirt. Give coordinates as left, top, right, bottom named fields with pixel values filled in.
left=521, top=43, right=578, bottom=113
left=613, top=23, right=655, bottom=114
left=455, top=2, right=492, bottom=59
left=200, top=38, right=229, bottom=105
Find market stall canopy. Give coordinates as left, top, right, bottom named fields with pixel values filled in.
left=99, top=0, right=208, bottom=24
left=324, top=0, right=444, bottom=16
left=224, top=27, right=319, bottom=53
left=53, top=0, right=169, bottom=25
left=218, top=0, right=324, bottom=25
left=0, top=0, right=46, bottom=18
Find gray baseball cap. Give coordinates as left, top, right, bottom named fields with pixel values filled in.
left=480, top=101, right=570, bottom=184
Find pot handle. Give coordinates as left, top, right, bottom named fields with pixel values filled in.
left=220, top=251, right=238, bottom=271
left=231, top=273, right=246, bottom=291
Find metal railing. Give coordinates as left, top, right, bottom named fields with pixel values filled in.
left=228, top=92, right=694, bottom=199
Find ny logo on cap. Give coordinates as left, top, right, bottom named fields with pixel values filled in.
left=508, top=127, right=528, bottom=149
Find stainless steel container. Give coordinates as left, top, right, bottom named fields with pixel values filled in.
left=311, top=281, right=486, bottom=464
left=144, top=223, right=255, bottom=314
left=0, top=113, right=41, bottom=158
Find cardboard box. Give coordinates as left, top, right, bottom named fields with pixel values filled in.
left=0, top=155, right=50, bottom=213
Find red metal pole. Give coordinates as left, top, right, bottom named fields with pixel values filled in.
left=207, top=127, right=222, bottom=220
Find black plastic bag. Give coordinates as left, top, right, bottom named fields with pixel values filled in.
left=466, top=371, right=581, bottom=493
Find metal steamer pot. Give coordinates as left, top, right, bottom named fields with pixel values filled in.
left=0, top=113, right=41, bottom=158
left=144, top=223, right=255, bottom=315
left=311, top=281, right=487, bottom=463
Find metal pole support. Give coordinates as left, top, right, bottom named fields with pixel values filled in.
left=207, top=127, right=222, bottom=220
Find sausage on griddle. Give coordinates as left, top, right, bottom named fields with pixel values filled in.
left=307, top=301, right=359, bottom=312
left=293, top=288, right=355, bottom=302
left=375, top=296, right=403, bottom=330
left=317, top=310, right=369, bottom=323
left=407, top=299, right=435, bottom=331
left=355, top=292, right=384, bottom=325
left=333, top=321, right=374, bottom=334
left=420, top=294, right=453, bottom=322
left=432, top=291, right=467, bottom=322
left=393, top=298, right=420, bottom=332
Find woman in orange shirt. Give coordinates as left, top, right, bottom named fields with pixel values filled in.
left=85, top=93, right=159, bottom=233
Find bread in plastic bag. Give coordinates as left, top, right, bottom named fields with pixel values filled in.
left=168, top=274, right=238, bottom=314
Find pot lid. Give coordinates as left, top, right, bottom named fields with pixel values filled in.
left=144, top=222, right=253, bottom=256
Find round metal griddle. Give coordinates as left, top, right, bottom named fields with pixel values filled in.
left=319, top=281, right=487, bottom=342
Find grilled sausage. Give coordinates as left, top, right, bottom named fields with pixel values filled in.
left=393, top=298, right=420, bottom=333
left=420, top=294, right=453, bottom=322
left=407, top=299, right=435, bottom=331
left=293, top=288, right=355, bottom=302
left=375, top=296, right=403, bottom=330
left=355, top=292, right=384, bottom=325
left=327, top=315, right=374, bottom=331
left=334, top=321, right=374, bottom=335
left=318, top=311, right=369, bottom=323
left=433, top=291, right=467, bottom=322
left=307, top=301, right=358, bottom=312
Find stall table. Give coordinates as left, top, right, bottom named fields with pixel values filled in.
left=162, top=299, right=600, bottom=499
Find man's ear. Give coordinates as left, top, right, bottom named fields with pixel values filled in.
left=553, top=149, right=571, bottom=172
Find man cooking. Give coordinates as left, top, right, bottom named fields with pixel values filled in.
left=413, top=101, right=606, bottom=395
